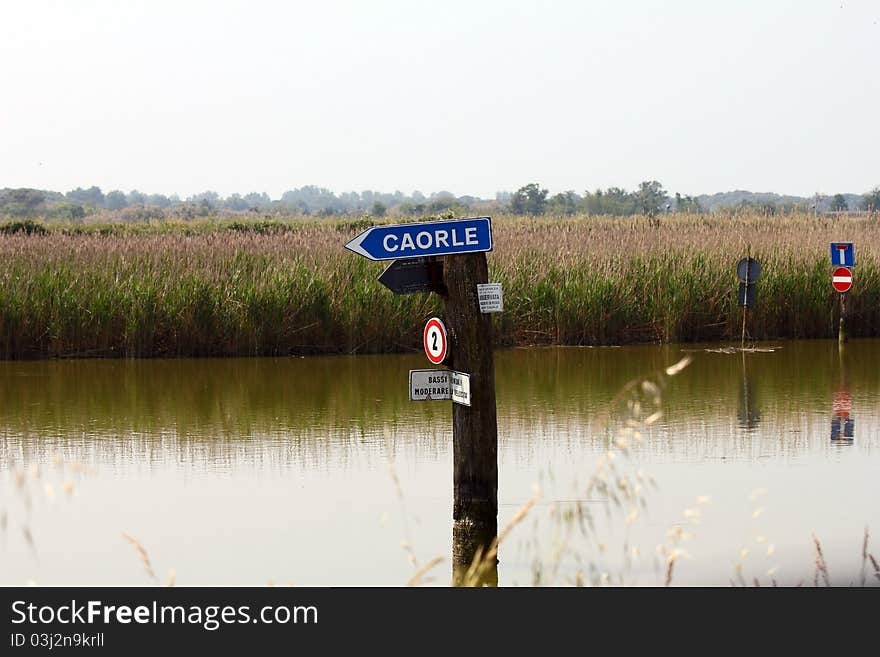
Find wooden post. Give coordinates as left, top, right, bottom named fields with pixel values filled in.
left=741, top=248, right=750, bottom=349
left=443, top=252, right=498, bottom=586
left=740, top=278, right=749, bottom=349
left=838, top=291, right=848, bottom=344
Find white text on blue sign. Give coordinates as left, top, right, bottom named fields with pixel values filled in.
left=345, top=217, right=492, bottom=261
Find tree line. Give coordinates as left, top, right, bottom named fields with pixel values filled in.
left=1, top=182, right=878, bottom=221
left=0, top=186, right=479, bottom=220
left=507, top=183, right=879, bottom=216
left=507, top=181, right=703, bottom=216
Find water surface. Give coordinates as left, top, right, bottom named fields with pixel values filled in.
left=1, top=340, right=877, bottom=585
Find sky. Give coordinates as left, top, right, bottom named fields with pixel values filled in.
left=1, top=0, right=878, bottom=199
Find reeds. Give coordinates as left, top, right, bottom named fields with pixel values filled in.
left=1, top=213, right=878, bottom=359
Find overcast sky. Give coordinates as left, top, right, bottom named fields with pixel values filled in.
left=1, top=0, right=878, bottom=199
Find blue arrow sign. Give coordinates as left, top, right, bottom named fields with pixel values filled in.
left=830, top=243, right=854, bottom=267
left=344, top=217, right=493, bottom=261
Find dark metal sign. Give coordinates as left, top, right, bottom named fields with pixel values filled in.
left=738, top=282, right=757, bottom=308
left=736, top=257, right=761, bottom=282
left=378, top=257, right=445, bottom=295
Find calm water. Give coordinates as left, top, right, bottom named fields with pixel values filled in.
left=0, top=340, right=878, bottom=586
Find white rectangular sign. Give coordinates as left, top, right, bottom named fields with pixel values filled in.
left=449, top=371, right=471, bottom=407
left=409, top=369, right=451, bottom=401
left=477, top=283, right=503, bottom=313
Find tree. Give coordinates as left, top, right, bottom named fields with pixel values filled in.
left=583, top=187, right=637, bottom=215
left=674, top=192, right=703, bottom=213
left=104, top=190, right=128, bottom=210
left=862, top=187, right=880, bottom=212
left=0, top=188, right=45, bottom=216
left=127, top=190, right=147, bottom=205
left=370, top=201, right=386, bottom=217
left=829, top=194, right=848, bottom=211
left=243, top=192, right=272, bottom=210
left=548, top=191, right=579, bottom=216
left=224, top=193, right=249, bottom=211
left=51, top=203, right=85, bottom=222
left=510, top=183, right=548, bottom=215
left=187, top=191, right=219, bottom=208
left=426, top=197, right=457, bottom=213
left=280, top=186, right=339, bottom=214
left=65, top=186, right=104, bottom=207
left=634, top=180, right=668, bottom=215
left=146, top=194, right=172, bottom=208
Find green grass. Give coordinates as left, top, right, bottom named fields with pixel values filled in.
left=0, top=213, right=878, bottom=359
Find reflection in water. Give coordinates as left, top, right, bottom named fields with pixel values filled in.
left=3, top=341, right=878, bottom=469
left=453, top=516, right=497, bottom=587
left=1, top=341, right=879, bottom=464
left=831, top=344, right=855, bottom=444
left=737, top=352, right=761, bottom=431
left=0, top=340, right=879, bottom=585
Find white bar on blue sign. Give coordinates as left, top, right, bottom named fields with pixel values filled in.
left=830, top=243, right=854, bottom=267
left=477, top=283, right=503, bottom=313
left=409, top=369, right=451, bottom=401
left=450, top=371, right=471, bottom=407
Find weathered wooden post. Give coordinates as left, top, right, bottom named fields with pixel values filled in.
left=838, top=291, right=848, bottom=345
left=444, top=252, right=498, bottom=586
left=742, top=249, right=749, bottom=349
left=345, top=216, right=500, bottom=587
left=736, top=254, right=760, bottom=348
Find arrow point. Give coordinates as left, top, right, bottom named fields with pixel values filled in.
left=377, top=261, right=395, bottom=289
left=344, top=228, right=376, bottom=260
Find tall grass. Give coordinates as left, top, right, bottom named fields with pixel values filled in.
left=1, top=213, right=878, bottom=359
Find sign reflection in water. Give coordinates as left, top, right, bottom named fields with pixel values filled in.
left=831, top=345, right=855, bottom=444
left=0, top=340, right=878, bottom=585
left=737, top=352, right=761, bottom=431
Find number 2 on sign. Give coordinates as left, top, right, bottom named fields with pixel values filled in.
left=423, top=317, right=448, bottom=365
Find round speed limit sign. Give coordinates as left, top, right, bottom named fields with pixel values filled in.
left=423, top=317, right=448, bottom=365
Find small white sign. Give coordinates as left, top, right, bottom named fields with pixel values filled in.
left=477, top=283, right=503, bottom=313
left=450, top=371, right=471, bottom=407
left=409, top=369, right=451, bottom=401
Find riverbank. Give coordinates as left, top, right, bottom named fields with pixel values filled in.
left=1, top=213, right=878, bottom=359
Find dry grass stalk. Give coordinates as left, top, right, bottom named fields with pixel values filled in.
left=406, top=557, right=444, bottom=587
left=122, top=533, right=158, bottom=584
left=458, top=496, right=538, bottom=587
left=665, top=558, right=676, bottom=587
left=812, top=534, right=829, bottom=587
left=22, top=525, right=35, bottom=556
left=487, top=354, right=694, bottom=586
